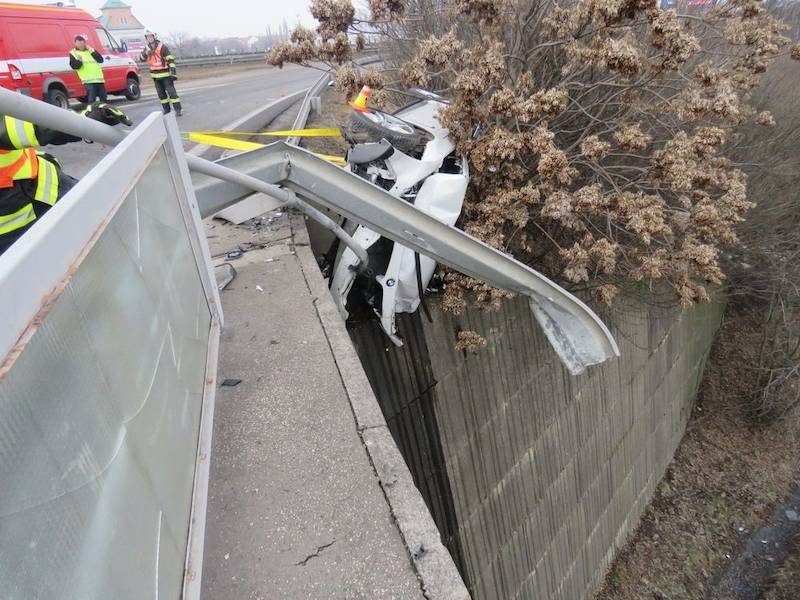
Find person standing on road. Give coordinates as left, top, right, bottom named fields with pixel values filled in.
left=68, top=35, right=107, bottom=105
left=139, top=31, right=183, bottom=116
left=0, top=103, right=132, bottom=255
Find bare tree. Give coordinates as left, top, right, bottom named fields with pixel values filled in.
left=165, top=31, right=192, bottom=57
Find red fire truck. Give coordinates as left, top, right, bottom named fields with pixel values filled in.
left=0, top=2, right=141, bottom=107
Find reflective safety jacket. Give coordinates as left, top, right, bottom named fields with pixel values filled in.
left=140, top=42, right=175, bottom=79
left=69, top=48, right=105, bottom=84
left=0, top=116, right=77, bottom=250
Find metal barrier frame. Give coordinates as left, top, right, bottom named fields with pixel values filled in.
left=0, top=112, right=221, bottom=599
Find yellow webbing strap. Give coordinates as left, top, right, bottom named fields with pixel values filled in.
left=188, top=133, right=347, bottom=166
left=190, top=127, right=342, bottom=138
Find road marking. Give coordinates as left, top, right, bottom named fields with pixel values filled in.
left=117, top=79, right=279, bottom=109
left=187, top=99, right=278, bottom=156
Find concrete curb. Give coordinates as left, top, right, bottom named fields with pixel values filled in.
left=289, top=212, right=471, bottom=600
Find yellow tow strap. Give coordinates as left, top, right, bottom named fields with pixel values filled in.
left=188, top=132, right=347, bottom=166
left=191, top=127, right=343, bottom=138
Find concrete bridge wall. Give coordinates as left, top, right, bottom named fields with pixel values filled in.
left=349, top=294, right=723, bottom=599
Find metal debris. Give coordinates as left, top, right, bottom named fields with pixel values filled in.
left=214, top=263, right=237, bottom=291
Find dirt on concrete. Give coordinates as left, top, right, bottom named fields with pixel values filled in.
left=595, top=306, right=800, bottom=600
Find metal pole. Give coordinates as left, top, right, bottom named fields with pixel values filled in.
left=287, top=192, right=369, bottom=268
left=0, top=86, right=125, bottom=146
left=0, top=87, right=368, bottom=270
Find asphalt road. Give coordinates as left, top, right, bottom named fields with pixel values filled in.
left=53, top=64, right=321, bottom=177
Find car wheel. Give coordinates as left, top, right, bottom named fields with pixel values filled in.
left=125, top=77, right=141, bottom=101
left=349, top=109, right=425, bottom=154
left=46, top=88, right=69, bottom=109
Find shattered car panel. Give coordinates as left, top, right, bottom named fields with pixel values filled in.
left=330, top=97, right=469, bottom=346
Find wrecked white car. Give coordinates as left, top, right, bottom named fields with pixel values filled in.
left=329, top=89, right=468, bottom=346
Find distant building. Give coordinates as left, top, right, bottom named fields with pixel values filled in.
left=97, top=0, right=147, bottom=57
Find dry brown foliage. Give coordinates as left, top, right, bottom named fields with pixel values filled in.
left=270, top=0, right=799, bottom=313
left=721, top=2, right=800, bottom=422
left=454, top=330, right=490, bottom=351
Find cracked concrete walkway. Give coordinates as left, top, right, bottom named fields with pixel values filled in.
left=200, top=211, right=425, bottom=599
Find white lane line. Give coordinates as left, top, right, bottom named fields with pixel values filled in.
left=115, top=85, right=231, bottom=107
left=116, top=77, right=294, bottom=109
left=155, top=509, right=163, bottom=599
left=186, top=97, right=279, bottom=157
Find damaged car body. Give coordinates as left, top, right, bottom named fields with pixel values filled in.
left=328, top=90, right=469, bottom=346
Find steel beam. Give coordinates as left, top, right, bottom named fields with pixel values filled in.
left=0, top=87, right=368, bottom=270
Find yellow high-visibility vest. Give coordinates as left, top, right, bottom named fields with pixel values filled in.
left=0, top=116, right=60, bottom=238
left=70, top=49, right=105, bottom=84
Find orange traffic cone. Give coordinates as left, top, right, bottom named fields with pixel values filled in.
left=348, top=85, right=371, bottom=112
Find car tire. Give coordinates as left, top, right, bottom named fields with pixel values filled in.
left=45, top=88, right=69, bottom=109
left=349, top=109, right=424, bottom=154
left=124, top=77, right=141, bottom=101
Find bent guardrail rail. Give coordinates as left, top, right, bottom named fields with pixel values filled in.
left=0, top=113, right=220, bottom=599
left=192, top=142, right=620, bottom=374
left=0, top=85, right=619, bottom=376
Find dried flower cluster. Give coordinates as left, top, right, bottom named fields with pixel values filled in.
left=268, top=0, right=387, bottom=98
left=454, top=330, right=489, bottom=352
left=394, top=0, right=797, bottom=309
left=369, top=0, right=405, bottom=19
left=334, top=64, right=384, bottom=98
left=272, top=0, right=798, bottom=313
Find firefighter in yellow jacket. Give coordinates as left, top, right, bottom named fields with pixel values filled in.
left=0, top=104, right=132, bottom=255
left=139, top=31, right=182, bottom=116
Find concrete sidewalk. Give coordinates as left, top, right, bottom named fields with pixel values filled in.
left=200, top=212, right=427, bottom=599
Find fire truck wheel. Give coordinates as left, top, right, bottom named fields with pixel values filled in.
left=45, top=87, right=69, bottom=109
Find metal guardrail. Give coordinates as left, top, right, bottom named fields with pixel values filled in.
left=137, top=52, right=267, bottom=69
left=136, top=49, right=381, bottom=70
left=189, top=89, right=307, bottom=159
left=191, top=140, right=620, bottom=374
left=286, top=71, right=331, bottom=146
left=287, top=55, right=381, bottom=146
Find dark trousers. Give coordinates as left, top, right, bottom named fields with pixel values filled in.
left=85, top=82, right=107, bottom=104
left=153, top=77, right=181, bottom=114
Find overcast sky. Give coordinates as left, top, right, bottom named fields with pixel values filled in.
left=73, top=0, right=316, bottom=39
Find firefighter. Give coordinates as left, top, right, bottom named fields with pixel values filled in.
left=139, top=31, right=182, bottom=116
left=69, top=35, right=107, bottom=105
left=0, top=103, right=132, bottom=255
